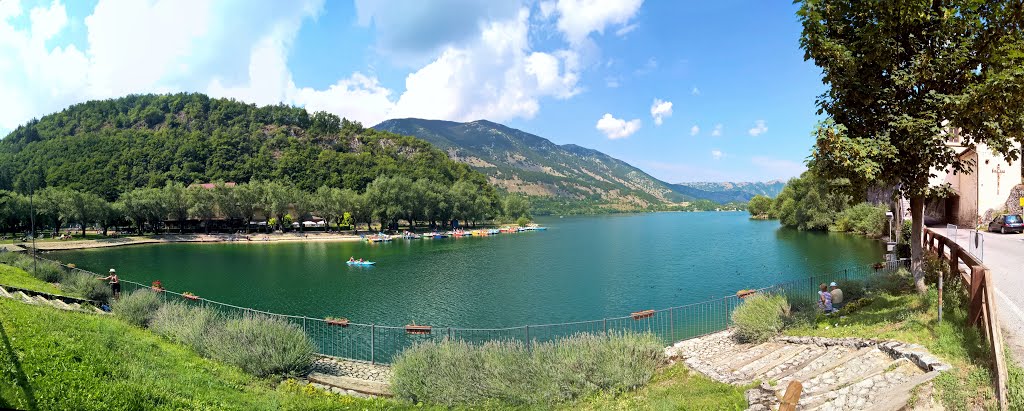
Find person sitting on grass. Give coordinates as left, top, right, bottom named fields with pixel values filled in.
left=818, top=283, right=834, bottom=313
left=829, top=282, right=844, bottom=308
left=96, top=268, right=121, bottom=299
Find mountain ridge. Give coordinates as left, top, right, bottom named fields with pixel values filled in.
left=373, top=118, right=692, bottom=213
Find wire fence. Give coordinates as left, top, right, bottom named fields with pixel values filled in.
left=38, top=254, right=909, bottom=365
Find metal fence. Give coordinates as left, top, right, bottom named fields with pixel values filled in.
left=40, top=255, right=909, bottom=364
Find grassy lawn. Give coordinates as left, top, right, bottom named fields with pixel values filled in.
left=567, top=362, right=750, bottom=411
left=784, top=288, right=997, bottom=410
left=0, top=263, right=64, bottom=295
left=0, top=297, right=425, bottom=411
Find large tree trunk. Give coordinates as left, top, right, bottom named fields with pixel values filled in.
left=910, top=195, right=927, bottom=293
left=82, top=221, right=87, bottom=237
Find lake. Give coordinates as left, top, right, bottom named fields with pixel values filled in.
left=51, top=212, right=883, bottom=328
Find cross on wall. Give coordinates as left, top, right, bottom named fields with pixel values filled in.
left=993, top=164, right=1006, bottom=195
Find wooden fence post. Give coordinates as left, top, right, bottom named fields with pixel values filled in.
left=968, top=267, right=986, bottom=327
left=779, top=380, right=803, bottom=411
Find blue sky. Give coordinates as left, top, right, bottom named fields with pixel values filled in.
left=0, top=0, right=822, bottom=182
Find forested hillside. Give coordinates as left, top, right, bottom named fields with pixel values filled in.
left=373, top=119, right=691, bottom=214
left=0, top=93, right=489, bottom=200
left=669, top=181, right=786, bottom=204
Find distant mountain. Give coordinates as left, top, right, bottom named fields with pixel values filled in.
left=372, top=118, right=691, bottom=212
left=669, top=181, right=786, bottom=204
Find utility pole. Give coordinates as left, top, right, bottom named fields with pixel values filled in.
left=29, top=181, right=37, bottom=276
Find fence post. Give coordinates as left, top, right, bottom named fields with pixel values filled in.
left=669, top=307, right=674, bottom=342
left=370, top=324, right=376, bottom=365
left=524, top=325, right=530, bottom=348
left=603, top=318, right=607, bottom=336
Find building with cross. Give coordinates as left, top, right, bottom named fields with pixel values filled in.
left=928, top=134, right=1023, bottom=226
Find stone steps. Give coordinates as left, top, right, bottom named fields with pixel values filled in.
left=664, top=330, right=951, bottom=411
left=0, top=284, right=106, bottom=315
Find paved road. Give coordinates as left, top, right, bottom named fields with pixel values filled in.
left=943, top=227, right=1024, bottom=361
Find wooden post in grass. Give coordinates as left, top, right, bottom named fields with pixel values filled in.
left=779, top=380, right=802, bottom=411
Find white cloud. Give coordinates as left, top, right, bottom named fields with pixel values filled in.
left=649, top=98, right=672, bottom=126
left=691, top=86, right=700, bottom=96
left=387, top=8, right=581, bottom=122
left=711, top=123, right=723, bottom=137
left=711, top=150, right=723, bottom=160
left=605, top=76, right=620, bottom=88
left=0, top=0, right=624, bottom=133
left=748, top=120, right=768, bottom=136
left=690, top=125, right=699, bottom=136
left=614, top=23, right=637, bottom=36
left=291, top=73, right=396, bottom=126
left=635, top=57, right=657, bottom=75
left=596, top=113, right=641, bottom=139
left=552, top=0, right=643, bottom=46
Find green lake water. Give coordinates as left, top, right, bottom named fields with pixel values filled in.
left=51, top=212, right=882, bottom=328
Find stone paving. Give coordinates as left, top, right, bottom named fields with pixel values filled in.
left=665, top=330, right=950, bottom=411
left=309, top=356, right=392, bottom=383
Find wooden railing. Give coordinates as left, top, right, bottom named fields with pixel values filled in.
left=924, top=228, right=1008, bottom=410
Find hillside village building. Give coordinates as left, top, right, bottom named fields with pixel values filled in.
left=927, top=132, right=1023, bottom=226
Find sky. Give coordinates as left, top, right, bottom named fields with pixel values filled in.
left=0, top=0, right=824, bottom=183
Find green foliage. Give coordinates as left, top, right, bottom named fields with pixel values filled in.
left=515, top=216, right=531, bottom=226
left=390, top=332, right=663, bottom=407
left=747, top=194, right=773, bottom=218
left=150, top=302, right=221, bottom=356
left=62, top=271, right=113, bottom=303
left=113, top=289, right=163, bottom=327
left=731, top=294, right=791, bottom=343
left=0, top=93, right=503, bottom=233
left=866, top=268, right=914, bottom=296
left=206, top=313, right=316, bottom=378
left=833, top=203, right=888, bottom=237
left=569, top=362, right=750, bottom=411
left=0, top=262, right=63, bottom=294
left=838, top=278, right=866, bottom=302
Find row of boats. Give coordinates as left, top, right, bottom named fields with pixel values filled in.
left=362, top=224, right=547, bottom=243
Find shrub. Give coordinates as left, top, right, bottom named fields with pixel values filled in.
left=867, top=268, right=914, bottom=295
left=113, top=289, right=163, bottom=327
left=732, top=294, right=790, bottom=343
left=833, top=203, right=888, bottom=237
left=838, top=279, right=866, bottom=302
left=150, top=302, right=220, bottom=355
left=206, top=313, right=315, bottom=378
left=785, top=293, right=818, bottom=328
left=390, top=332, right=663, bottom=407
left=62, top=272, right=113, bottom=303
left=923, top=252, right=951, bottom=286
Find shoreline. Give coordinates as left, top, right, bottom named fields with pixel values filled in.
left=22, top=232, right=365, bottom=251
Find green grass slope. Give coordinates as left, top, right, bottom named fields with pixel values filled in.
left=0, top=297, right=416, bottom=411
left=0, top=263, right=63, bottom=295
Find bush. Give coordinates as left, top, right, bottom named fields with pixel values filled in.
left=833, top=203, right=888, bottom=237
left=62, top=272, right=113, bottom=303
left=838, top=279, right=866, bottom=302
left=390, top=332, right=663, bottom=407
left=150, top=302, right=221, bottom=355
left=867, top=268, right=914, bottom=295
left=923, top=252, right=950, bottom=286
left=732, top=294, right=790, bottom=343
left=785, top=293, right=818, bottom=328
left=206, top=313, right=315, bottom=378
left=113, top=289, right=163, bottom=327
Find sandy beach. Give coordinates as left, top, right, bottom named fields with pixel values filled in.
left=22, top=232, right=364, bottom=251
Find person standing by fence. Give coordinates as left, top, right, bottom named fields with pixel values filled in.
left=818, top=283, right=834, bottom=313
left=96, top=268, right=121, bottom=299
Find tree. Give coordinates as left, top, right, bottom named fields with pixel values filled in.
left=502, top=194, right=531, bottom=221
left=747, top=195, right=772, bottom=218
left=36, top=187, right=70, bottom=235
left=162, top=182, right=190, bottom=233
left=188, top=186, right=218, bottom=234
left=798, top=0, right=1024, bottom=292
left=290, top=187, right=312, bottom=232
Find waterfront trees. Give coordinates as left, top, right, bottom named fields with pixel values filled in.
left=797, top=0, right=1024, bottom=292
left=746, top=195, right=772, bottom=219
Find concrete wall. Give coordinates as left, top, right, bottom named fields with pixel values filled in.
left=977, top=144, right=1023, bottom=219
left=956, top=151, right=979, bottom=226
